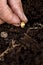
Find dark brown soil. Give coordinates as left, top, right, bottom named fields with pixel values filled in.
left=0, top=0, right=43, bottom=65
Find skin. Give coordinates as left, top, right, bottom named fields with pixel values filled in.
left=0, top=0, right=28, bottom=26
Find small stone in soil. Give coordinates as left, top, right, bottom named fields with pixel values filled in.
left=0, top=32, right=8, bottom=38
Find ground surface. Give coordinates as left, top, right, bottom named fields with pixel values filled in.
left=0, top=0, right=43, bottom=65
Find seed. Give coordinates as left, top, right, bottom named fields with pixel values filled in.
left=21, top=22, right=25, bottom=28
left=0, top=32, right=8, bottom=38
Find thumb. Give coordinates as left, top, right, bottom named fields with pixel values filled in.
left=0, top=5, right=20, bottom=25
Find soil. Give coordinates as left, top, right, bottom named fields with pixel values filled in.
left=0, top=0, right=43, bottom=65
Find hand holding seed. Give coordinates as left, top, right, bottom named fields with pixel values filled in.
left=0, top=0, right=28, bottom=26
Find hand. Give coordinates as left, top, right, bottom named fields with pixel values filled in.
left=0, top=0, right=28, bottom=26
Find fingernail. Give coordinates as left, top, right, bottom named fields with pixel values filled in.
left=23, top=14, right=28, bottom=23
left=13, top=23, right=20, bottom=27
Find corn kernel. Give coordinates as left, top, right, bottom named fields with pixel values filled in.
left=21, top=22, right=25, bottom=28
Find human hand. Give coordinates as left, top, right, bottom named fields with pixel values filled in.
left=0, top=0, right=28, bottom=26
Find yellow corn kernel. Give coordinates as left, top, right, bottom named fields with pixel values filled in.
left=21, top=22, right=25, bottom=28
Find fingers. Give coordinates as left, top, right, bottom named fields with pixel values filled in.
left=9, top=0, right=28, bottom=23
left=0, top=4, right=20, bottom=26
left=0, top=19, right=4, bottom=24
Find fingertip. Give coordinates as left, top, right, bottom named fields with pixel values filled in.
left=23, top=15, right=28, bottom=23
left=11, top=15, right=20, bottom=24
left=14, top=9, right=28, bottom=23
